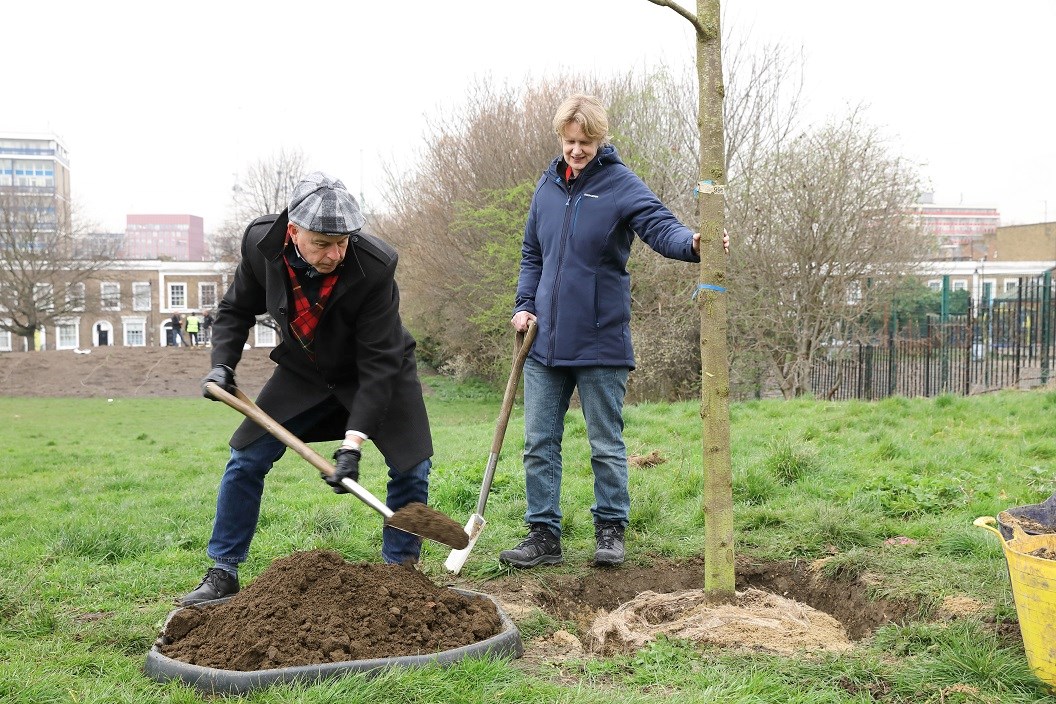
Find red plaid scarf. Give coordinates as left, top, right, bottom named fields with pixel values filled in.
left=283, top=255, right=338, bottom=361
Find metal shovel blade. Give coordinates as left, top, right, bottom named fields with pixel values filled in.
left=444, top=514, right=486, bottom=573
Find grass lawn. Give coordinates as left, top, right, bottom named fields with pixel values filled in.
left=1, top=380, right=1054, bottom=702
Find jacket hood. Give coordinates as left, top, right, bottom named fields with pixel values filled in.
left=544, top=143, right=624, bottom=179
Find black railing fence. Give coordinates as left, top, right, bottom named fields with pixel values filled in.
left=810, top=274, right=1056, bottom=400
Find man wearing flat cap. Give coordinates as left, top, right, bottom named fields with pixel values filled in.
left=178, top=171, right=434, bottom=605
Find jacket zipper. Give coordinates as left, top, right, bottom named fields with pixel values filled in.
left=545, top=154, right=604, bottom=363
left=548, top=174, right=580, bottom=364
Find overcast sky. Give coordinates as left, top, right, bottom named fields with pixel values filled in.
left=7, top=0, right=1054, bottom=232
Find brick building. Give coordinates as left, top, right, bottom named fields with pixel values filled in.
left=120, top=214, right=206, bottom=261
left=912, top=195, right=1000, bottom=261
left=0, top=260, right=278, bottom=352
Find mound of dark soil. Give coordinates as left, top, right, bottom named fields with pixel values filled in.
left=158, top=550, right=502, bottom=671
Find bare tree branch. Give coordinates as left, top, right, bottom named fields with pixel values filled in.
left=644, top=0, right=709, bottom=36
left=207, top=148, right=309, bottom=265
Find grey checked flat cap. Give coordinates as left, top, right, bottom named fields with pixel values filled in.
left=287, top=171, right=365, bottom=235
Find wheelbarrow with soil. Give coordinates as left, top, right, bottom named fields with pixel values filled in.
left=975, top=516, right=1056, bottom=692
left=996, top=493, right=1056, bottom=541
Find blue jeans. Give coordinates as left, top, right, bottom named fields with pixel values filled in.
left=522, top=357, right=629, bottom=537
left=207, top=403, right=429, bottom=568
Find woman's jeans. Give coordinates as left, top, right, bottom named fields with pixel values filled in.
left=522, top=357, right=629, bottom=537
left=206, top=403, right=429, bottom=568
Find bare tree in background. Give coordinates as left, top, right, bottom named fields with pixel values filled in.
left=726, top=110, right=927, bottom=398
left=721, top=39, right=806, bottom=395
left=0, top=191, right=114, bottom=350
left=208, top=148, right=308, bottom=263
left=205, top=149, right=308, bottom=341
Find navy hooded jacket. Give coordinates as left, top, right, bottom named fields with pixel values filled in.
left=515, top=144, right=700, bottom=368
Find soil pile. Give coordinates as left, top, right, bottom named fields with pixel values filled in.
left=158, top=550, right=502, bottom=671
left=386, top=502, right=469, bottom=550
left=1029, top=546, right=1056, bottom=560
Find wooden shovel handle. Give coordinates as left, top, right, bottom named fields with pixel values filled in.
left=204, top=382, right=393, bottom=518
left=474, top=321, right=537, bottom=517
left=491, top=321, right=538, bottom=455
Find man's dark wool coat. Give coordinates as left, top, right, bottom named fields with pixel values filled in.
left=209, top=210, right=432, bottom=472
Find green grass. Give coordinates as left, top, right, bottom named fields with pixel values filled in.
left=1, top=387, right=1055, bottom=701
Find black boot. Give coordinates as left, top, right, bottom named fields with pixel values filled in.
left=594, top=522, right=625, bottom=566
left=499, top=524, right=562, bottom=568
left=177, top=567, right=240, bottom=606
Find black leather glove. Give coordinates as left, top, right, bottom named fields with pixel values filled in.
left=201, top=364, right=236, bottom=400
left=324, top=447, right=361, bottom=494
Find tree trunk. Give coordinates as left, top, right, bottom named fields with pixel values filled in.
left=696, top=0, right=735, bottom=598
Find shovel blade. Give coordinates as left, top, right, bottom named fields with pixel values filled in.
left=444, top=514, right=486, bottom=573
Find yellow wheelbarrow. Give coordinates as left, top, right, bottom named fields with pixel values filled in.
left=975, top=515, right=1056, bottom=691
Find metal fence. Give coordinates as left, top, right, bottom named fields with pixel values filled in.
left=811, top=275, right=1056, bottom=400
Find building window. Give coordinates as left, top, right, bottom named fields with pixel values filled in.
left=101, top=282, right=120, bottom=310
left=34, top=283, right=55, bottom=312
left=123, top=318, right=147, bottom=347
left=952, top=280, right=968, bottom=292
left=132, top=282, right=151, bottom=311
left=199, top=282, right=217, bottom=310
left=254, top=319, right=278, bottom=347
left=1003, top=279, right=1019, bottom=294
left=0, top=326, right=11, bottom=351
left=926, top=279, right=942, bottom=291
left=56, top=319, right=78, bottom=350
left=168, top=283, right=186, bottom=309
left=845, top=281, right=862, bottom=305
left=67, top=282, right=86, bottom=311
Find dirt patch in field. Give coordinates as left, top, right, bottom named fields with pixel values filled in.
left=0, top=346, right=277, bottom=398
left=455, top=554, right=947, bottom=674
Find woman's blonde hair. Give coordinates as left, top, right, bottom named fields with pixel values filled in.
left=552, top=93, right=609, bottom=142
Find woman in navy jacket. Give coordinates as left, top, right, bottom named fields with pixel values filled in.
left=500, top=93, right=716, bottom=569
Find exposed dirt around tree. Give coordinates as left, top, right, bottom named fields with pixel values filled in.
left=466, top=555, right=922, bottom=640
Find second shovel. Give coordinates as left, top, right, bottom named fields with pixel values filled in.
left=445, top=321, right=537, bottom=573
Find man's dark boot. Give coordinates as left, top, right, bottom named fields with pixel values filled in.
left=594, top=522, right=625, bottom=566
left=177, top=567, right=240, bottom=606
left=499, top=524, right=562, bottom=568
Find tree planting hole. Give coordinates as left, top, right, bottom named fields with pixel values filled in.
left=488, top=555, right=923, bottom=642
